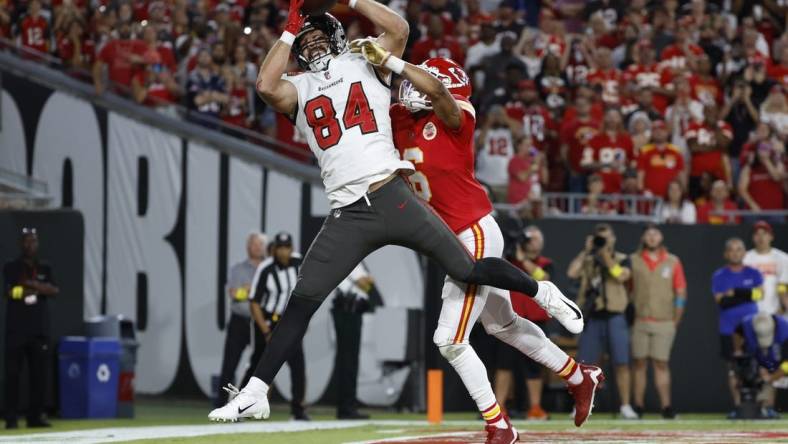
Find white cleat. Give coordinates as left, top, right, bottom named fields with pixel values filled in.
left=534, top=281, right=584, bottom=334
left=209, top=379, right=270, bottom=422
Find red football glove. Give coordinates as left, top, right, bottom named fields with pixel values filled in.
left=284, top=0, right=306, bottom=36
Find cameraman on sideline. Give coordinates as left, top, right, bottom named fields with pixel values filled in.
left=740, top=312, right=788, bottom=419
left=711, top=238, right=764, bottom=419
left=568, top=223, right=636, bottom=419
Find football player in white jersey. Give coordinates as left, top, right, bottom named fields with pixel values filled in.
left=209, top=0, right=584, bottom=425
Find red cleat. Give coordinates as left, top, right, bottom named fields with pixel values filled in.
left=484, top=414, right=519, bottom=444
left=568, top=364, right=605, bottom=427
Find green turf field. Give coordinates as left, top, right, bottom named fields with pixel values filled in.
left=2, top=398, right=787, bottom=443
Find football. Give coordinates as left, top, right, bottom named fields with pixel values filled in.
left=301, top=0, right=337, bottom=16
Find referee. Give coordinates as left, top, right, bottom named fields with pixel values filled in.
left=244, top=232, right=309, bottom=420
left=216, top=232, right=267, bottom=407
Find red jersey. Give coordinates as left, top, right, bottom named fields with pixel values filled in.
left=767, top=64, right=788, bottom=89
left=222, top=87, right=248, bottom=127
left=583, top=132, right=634, bottom=193
left=637, top=143, right=684, bottom=197
left=689, top=75, right=723, bottom=107
left=560, top=117, right=600, bottom=174
left=19, top=14, right=49, bottom=54
left=57, top=36, right=95, bottom=67
left=97, top=38, right=148, bottom=87
left=504, top=102, right=556, bottom=148
left=507, top=148, right=541, bottom=204
left=391, top=99, right=492, bottom=233
left=739, top=143, right=787, bottom=210
left=684, top=121, right=732, bottom=179
left=587, top=68, right=623, bottom=105
left=659, top=44, right=704, bottom=71
left=275, top=113, right=311, bottom=163
left=409, top=36, right=465, bottom=66
left=535, top=33, right=566, bottom=58
left=696, top=201, right=740, bottom=224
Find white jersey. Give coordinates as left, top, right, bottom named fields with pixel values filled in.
left=744, top=248, right=788, bottom=315
left=283, top=51, right=413, bottom=208
left=475, top=127, right=514, bottom=187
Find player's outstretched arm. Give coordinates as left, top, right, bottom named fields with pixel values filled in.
left=350, top=38, right=461, bottom=129
left=345, top=0, right=409, bottom=58
left=255, top=0, right=302, bottom=115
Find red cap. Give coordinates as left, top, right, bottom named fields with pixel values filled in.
left=753, top=220, right=773, bottom=235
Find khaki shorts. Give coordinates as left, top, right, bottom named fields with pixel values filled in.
left=631, top=319, right=676, bottom=361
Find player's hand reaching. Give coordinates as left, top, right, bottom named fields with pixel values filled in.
left=284, top=0, right=306, bottom=36
left=350, top=38, right=391, bottom=67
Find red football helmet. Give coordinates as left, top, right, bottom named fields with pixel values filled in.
left=400, top=57, right=472, bottom=112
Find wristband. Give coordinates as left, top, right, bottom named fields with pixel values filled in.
left=348, top=0, right=358, bottom=8
left=383, top=54, right=405, bottom=74
left=11, top=285, right=23, bottom=300
left=609, top=264, right=623, bottom=278
left=280, top=31, right=296, bottom=46
left=531, top=267, right=546, bottom=281
left=674, top=297, right=686, bottom=308
left=782, top=361, right=788, bottom=375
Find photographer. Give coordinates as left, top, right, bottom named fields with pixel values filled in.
left=739, top=312, right=788, bottom=419
left=567, top=223, right=636, bottom=419
left=711, top=237, right=764, bottom=419
left=495, top=226, right=553, bottom=420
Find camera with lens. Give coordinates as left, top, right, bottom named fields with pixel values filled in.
left=591, top=234, right=608, bottom=253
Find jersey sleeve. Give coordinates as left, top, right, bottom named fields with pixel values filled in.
left=672, top=259, right=687, bottom=292
left=453, top=95, right=476, bottom=132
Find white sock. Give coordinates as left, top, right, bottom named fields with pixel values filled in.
left=245, top=376, right=269, bottom=395
left=448, top=347, right=508, bottom=429
left=494, top=317, right=570, bottom=374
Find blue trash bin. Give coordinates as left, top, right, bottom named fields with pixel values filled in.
left=59, top=337, right=121, bottom=418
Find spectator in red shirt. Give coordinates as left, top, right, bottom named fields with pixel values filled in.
left=496, top=225, right=554, bottom=421
left=637, top=120, right=685, bottom=198
left=560, top=95, right=600, bottom=192
left=738, top=122, right=787, bottom=214
left=57, top=19, right=94, bottom=71
left=92, top=20, right=147, bottom=94
left=409, top=14, right=465, bottom=66
left=507, top=137, right=548, bottom=218
left=140, top=25, right=176, bottom=73
left=689, top=54, right=723, bottom=107
left=582, top=174, right=617, bottom=215
left=685, top=104, right=733, bottom=197
left=587, top=47, right=623, bottom=105
left=0, top=0, right=14, bottom=42
left=582, top=108, right=635, bottom=193
left=18, top=0, right=50, bottom=56
left=659, top=25, right=703, bottom=73
left=696, top=180, right=740, bottom=225
left=131, top=53, right=180, bottom=108
left=767, top=45, right=788, bottom=89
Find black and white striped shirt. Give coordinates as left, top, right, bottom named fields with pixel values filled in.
left=249, top=254, right=302, bottom=319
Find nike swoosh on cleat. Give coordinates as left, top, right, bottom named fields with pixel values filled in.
left=561, top=298, right=583, bottom=320
left=238, top=403, right=256, bottom=414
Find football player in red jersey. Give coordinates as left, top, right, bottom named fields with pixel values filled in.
left=18, top=0, right=49, bottom=56
left=353, top=40, right=604, bottom=439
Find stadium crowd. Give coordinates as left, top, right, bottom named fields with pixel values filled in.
left=1, top=0, right=787, bottom=220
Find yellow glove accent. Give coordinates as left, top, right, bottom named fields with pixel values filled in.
left=11, top=285, right=23, bottom=300
left=778, top=284, right=787, bottom=294
left=234, top=287, right=248, bottom=301
left=752, top=287, right=763, bottom=301
left=531, top=267, right=546, bottom=281
left=782, top=361, right=788, bottom=375
left=609, top=264, right=623, bottom=278
left=349, top=38, right=390, bottom=66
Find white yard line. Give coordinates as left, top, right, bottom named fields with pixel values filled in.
left=2, top=418, right=787, bottom=444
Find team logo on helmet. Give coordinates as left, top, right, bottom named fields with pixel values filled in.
left=423, top=122, right=437, bottom=140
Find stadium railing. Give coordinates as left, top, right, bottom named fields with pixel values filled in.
left=0, top=41, right=322, bottom=185
left=0, top=167, right=52, bottom=209
left=494, top=192, right=665, bottom=223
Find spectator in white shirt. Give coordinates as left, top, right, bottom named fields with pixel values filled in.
left=660, top=180, right=697, bottom=224
left=743, top=221, right=788, bottom=315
